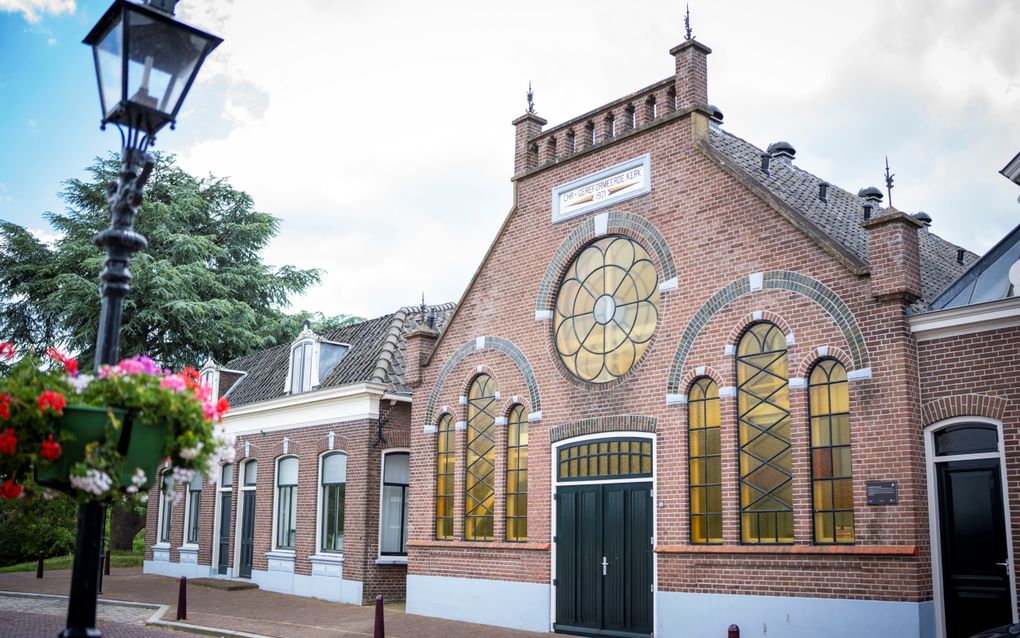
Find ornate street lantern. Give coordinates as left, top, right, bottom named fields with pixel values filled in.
left=84, top=0, right=222, bottom=149
left=62, top=2, right=221, bottom=637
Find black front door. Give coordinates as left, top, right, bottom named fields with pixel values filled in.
left=937, top=458, right=1013, bottom=638
left=238, top=490, right=255, bottom=579
left=217, top=492, right=232, bottom=575
left=555, top=482, right=653, bottom=638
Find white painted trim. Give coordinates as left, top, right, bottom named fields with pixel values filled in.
left=789, top=377, right=807, bottom=389
left=226, top=382, right=388, bottom=417
left=659, top=277, right=678, bottom=293
left=847, top=367, right=872, bottom=381
left=211, top=464, right=233, bottom=578
left=377, top=448, right=411, bottom=560
left=549, top=431, right=657, bottom=633
left=233, top=459, right=258, bottom=579
left=724, top=344, right=736, bottom=356
left=455, top=421, right=467, bottom=431
left=749, top=272, right=764, bottom=291
left=924, top=416, right=1017, bottom=638
left=476, top=336, right=486, bottom=350
left=752, top=310, right=763, bottom=321
left=910, top=296, right=1020, bottom=341
left=534, top=310, right=553, bottom=321
left=494, top=416, right=508, bottom=426
left=718, top=386, right=736, bottom=398
left=528, top=411, right=543, bottom=422
left=271, top=455, right=299, bottom=552
left=593, top=212, right=609, bottom=237
left=155, top=471, right=172, bottom=546
left=423, top=424, right=437, bottom=434
left=666, top=393, right=687, bottom=406
left=181, top=477, right=203, bottom=547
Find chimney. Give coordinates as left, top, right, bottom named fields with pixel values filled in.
left=404, top=324, right=439, bottom=389
left=863, top=208, right=923, bottom=302
left=760, top=153, right=771, bottom=176
left=669, top=39, right=712, bottom=112
left=513, top=112, right=547, bottom=175
left=818, top=182, right=829, bottom=203
left=957, top=249, right=966, bottom=265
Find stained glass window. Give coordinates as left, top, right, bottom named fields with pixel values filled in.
left=466, top=375, right=497, bottom=540
left=557, top=438, right=652, bottom=481
left=809, top=359, right=854, bottom=544
left=689, top=378, right=722, bottom=544
left=737, top=323, right=793, bottom=544
left=506, top=405, right=529, bottom=541
left=553, top=236, right=659, bottom=384
left=435, top=414, right=454, bottom=540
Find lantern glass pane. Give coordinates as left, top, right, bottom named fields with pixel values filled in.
left=125, top=8, right=209, bottom=117
left=93, top=20, right=124, bottom=118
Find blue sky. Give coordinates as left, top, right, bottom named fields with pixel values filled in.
left=1, top=0, right=1018, bottom=318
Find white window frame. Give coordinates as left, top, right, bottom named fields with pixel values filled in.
left=182, top=473, right=203, bottom=547
left=211, top=463, right=233, bottom=576
left=285, top=340, right=317, bottom=395
left=155, top=471, right=173, bottom=548
left=377, top=448, right=410, bottom=563
left=271, top=455, right=299, bottom=552
left=232, top=459, right=258, bottom=574
left=316, top=450, right=348, bottom=555
left=925, top=416, right=1017, bottom=638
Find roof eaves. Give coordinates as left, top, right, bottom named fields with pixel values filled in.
left=696, top=139, right=870, bottom=276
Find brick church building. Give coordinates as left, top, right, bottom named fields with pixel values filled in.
left=400, top=35, right=1020, bottom=638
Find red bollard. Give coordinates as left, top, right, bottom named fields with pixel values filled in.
left=728, top=624, right=740, bottom=638
left=176, top=576, right=187, bottom=620
left=104, top=549, right=111, bottom=576
left=36, top=552, right=43, bottom=579
left=373, top=594, right=384, bottom=638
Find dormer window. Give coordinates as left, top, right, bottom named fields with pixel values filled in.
left=285, top=324, right=350, bottom=395
left=198, top=355, right=246, bottom=400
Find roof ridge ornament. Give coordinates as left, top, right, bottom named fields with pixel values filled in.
left=296, top=320, right=319, bottom=342
left=144, top=0, right=179, bottom=16
left=526, top=82, right=536, bottom=114
left=684, top=3, right=694, bottom=41
left=884, top=155, right=895, bottom=208
left=200, top=353, right=217, bottom=370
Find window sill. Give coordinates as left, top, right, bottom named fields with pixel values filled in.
left=152, top=542, right=171, bottom=550
left=407, top=540, right=551, bottom=551
left=266, top=549, right=296, bottom=559
left=654, top=544, right=918, bottom=556
left=177, top=544, right=199, bottom=552
left=375, top=556, right=407, bottom=565
left=309, top=553, right=345, bottom=565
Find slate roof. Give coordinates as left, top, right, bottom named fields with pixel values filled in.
left=705, top=127, right=979, bottom=310
left=221, top=303, right=456, bottom=407
left=928, top=222, right=1020, bottom=311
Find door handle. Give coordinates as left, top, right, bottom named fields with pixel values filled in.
left=997, top=562, right=1010, bottom=567
left=602, top=556, right=608, bottom=576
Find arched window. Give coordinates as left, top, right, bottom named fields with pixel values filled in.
left=809, top=359, right=854, bottom=544
left=689, top=377, right=721, bottom=544
left=158, top=471, right=173, bottom=544
left=736, top=323, right=793, bottom=544
left=466, top=375, right=497, bottom=540
left=435, top=414, right=455, bottom=540
left=185, top=473, right=203, bottom=544
left=506, top=405, right=528, bottom=541
left=275, top=456, right=298, bottom=549
left=320, top=452, right=346, bottom=552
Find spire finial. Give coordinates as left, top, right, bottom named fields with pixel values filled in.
left=526, top=82, right=535, bottom=114
left=684, top=4, right=694, bottom=41
left=884, top=155, right=895, bottom=208
left=419, top=293, right=427, bottom=324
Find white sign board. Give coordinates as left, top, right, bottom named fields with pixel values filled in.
left=551, top=154, right=651, bottom=223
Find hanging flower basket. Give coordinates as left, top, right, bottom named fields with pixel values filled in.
left=0, top=345, right=233, bottom=503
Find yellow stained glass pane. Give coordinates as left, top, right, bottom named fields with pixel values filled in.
left=830, top=380, right=849, bottom=413
left=605, top=236, right=636, bottom=270
left=689, top=430, right=704, bottom=456
left=835, top=512, right=854, bottom=543
left=809, top=383, right=829, bottom=415
left=815, top=513, right=834, bottom=543
left=833, top=479, right=853, bottom=509
left=691, top=486, right=706, bottom=513
left=706, top=428, right=721, bottom=456
left=574, top=245, right=603, bottom=282
left=691, top=516, right=707, bottom=544
left=690, top=458, right=705, bottom=484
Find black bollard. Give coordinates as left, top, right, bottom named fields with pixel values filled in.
left=373, top=594, right=384, bottom=638
left=36, top=552, right=44, bottom=579
left=728, top=624, right=740, bottom=638
left=103, top=550, right=111, bottom=576
left=176, top=576, right=187, bottom=621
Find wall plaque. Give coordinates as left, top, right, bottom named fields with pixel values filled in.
left=866, top=480, right=898, bottom=505
left=551, top=154, right=651, bottom=223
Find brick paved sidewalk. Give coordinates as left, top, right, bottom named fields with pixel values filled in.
left=0, top=568, right=554, bottom=638
left=0, top=610, right=181, bottom=638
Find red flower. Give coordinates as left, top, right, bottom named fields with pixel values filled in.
left=40, top=434, right=61, bottom=461
left=0, top=393, right=10, bottom=420
left=46, top=348, right=79, bottom=376
left=0, top=479, right=22, bottom=499
left=0, top=342, right=14, bottom=361
left=215, top=397, right=230, bottom=422
left=37, top=390, right=67, bottom=415
left=0, top=428, right=16, bottom=455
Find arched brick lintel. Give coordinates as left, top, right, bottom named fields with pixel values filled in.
left=666, top=271, right=870, bottom=395
left=922, top=394, right=1008, bottom=427
left=549, top=415, right=657, bottom=444
left=535, top=210, right=678, bottom=314
left=424, top=336, right=541, bottom=428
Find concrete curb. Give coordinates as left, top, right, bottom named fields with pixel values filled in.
left=0, top=590, right=270, bottom=638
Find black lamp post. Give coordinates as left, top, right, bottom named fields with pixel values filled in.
left=61, top=2, right=221, bottom=636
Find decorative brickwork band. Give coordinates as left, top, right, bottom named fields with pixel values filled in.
left=549, top=415, right=657, bottom=443
left=922, top=394, right=1008, bottom=426
left=424, top=336, right=541, bottom=428
left=666, top=271, right=870, bottom=394
left=534, top=211, right=677, bottom=316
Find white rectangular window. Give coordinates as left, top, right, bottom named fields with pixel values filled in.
left=380, top=452, right=409, bottom=556
left=275, top=457, right=298, bottom=549
left=290, top=341, right=315, bottom=394
left=321, top=452, right=346, bottom=552
left=159, top=473, right=173, bottom=543
left=186, top=473, right=203, bottom=544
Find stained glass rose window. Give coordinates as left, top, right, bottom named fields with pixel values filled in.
left=553, top=236, right=659, bottom=383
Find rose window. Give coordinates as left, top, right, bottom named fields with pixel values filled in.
left=553, top=236, right=659, bottom=383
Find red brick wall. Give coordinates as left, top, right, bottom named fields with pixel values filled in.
left=410, top=58, right=934, bottom=603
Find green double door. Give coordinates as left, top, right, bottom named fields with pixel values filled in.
left=555, top=482, right=653, bottom=638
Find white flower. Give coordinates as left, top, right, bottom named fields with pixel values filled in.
left=70, top=468, right=113, bottom=496
left=221, top=445, right=237, bottom=463
left=140, top=493, right=148, bottom=503
left=179, top=442, right=204, bottom=460
left=130, top=468, right=147, bottom=488
left=67, top=373, right=94, bottom=394
left=125, top=486, right=138, bottom=494
left=171, top=466, right=197, bottom=484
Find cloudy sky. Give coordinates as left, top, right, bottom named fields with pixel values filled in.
left=1, top=0, right=1018, bottom=319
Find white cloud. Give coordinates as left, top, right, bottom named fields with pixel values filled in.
left=165, top=0, right=1020, bottom=318
left=0, top=0, right=74, bottom=23
left=28, top=226, right=60, bottom=246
